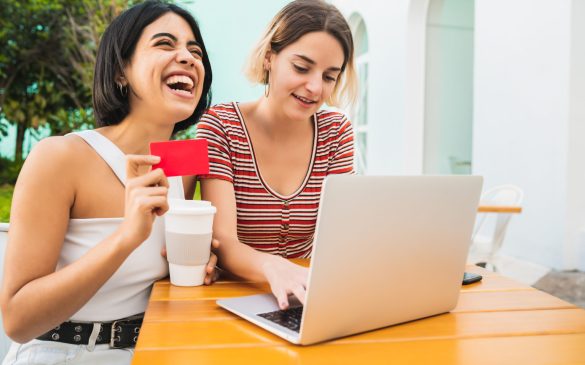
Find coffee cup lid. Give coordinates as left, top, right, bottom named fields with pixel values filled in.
left=167, top=199, right=216, bottom=215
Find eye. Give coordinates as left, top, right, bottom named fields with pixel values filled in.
left=190, top=49, right=203, bottom=58
left=324, top=75, right=337, bottom=83
left=155, top=39, right=173, bottom=47
left=293, top=64, right=308, bottom=73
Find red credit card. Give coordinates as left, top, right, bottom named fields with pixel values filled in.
left=150, top=139, right=209, bottom=177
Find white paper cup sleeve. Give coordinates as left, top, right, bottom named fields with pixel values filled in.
left=169, top=263, right=206, bottom=286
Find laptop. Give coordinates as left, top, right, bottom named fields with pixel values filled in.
left=217, top=175, right=483, bottom=345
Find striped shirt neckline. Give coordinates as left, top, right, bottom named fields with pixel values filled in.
left=232, top=101, right=318, bottom=202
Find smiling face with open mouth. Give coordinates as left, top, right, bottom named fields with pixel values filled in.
left=266, top=31, right=344, bottom=122
left=122, top=12, right=205, bottom=128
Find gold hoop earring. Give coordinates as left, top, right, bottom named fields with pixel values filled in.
left=264, top=70, right=270, bottom=98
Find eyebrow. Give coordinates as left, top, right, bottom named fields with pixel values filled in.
left=293, top=54, right=342, bottom=72
left=151, top=32, right=201, bottom=48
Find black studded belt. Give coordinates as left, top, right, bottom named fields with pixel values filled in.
left=36, top=314, right=144, bottom=349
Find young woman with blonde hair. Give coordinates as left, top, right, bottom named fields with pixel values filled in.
left=189, top=0, right=358, bottom=310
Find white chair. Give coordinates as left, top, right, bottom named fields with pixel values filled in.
left=468, top=185, right=524, bottom=271
left=0, top=223, right=11, bottom=359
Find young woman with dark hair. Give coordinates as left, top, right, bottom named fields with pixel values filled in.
left=1, top=1, right=214, bottom=363
left=190, top=0, right=357, bottom=310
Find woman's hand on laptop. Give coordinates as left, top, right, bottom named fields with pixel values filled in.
left=262, top=258, right=308, bottom=310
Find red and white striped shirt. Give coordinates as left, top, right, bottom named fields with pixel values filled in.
left=197, top=102, right=354, bottom=258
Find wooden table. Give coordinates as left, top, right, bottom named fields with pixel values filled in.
left=132, top=261, right=585, bottom=365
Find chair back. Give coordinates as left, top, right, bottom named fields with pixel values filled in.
left=0, top=223, right=11, bottom=358
left=471, top=185, right=523, bottom=267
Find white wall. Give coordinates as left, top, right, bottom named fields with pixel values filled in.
left=473, top=0, right=572, bottom=269
left=334, top=0, right=412, bottom=174
left=333, top=0, right=471, bottom=176
left=334, top=0, right=584, bottom=270
left=566, top=0, right=585, bottom=270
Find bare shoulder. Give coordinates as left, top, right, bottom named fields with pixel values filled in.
left=25, top=134, right=91, bottom=170
left=16, top=134, right=95, bottom=191
left=28, top=134, right=88, bottom=158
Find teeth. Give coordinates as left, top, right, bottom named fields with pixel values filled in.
left=172, top=88, right=192, bottom=96
left=295, top=94, right=314, bottom=103
left=165, top=75, right=194, bottom=89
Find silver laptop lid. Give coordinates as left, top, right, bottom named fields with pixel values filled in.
left=299, top=175, right=482, bottom=345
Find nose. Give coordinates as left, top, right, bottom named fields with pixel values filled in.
left=177, top=47, right=196, bottom=68
left=305, top=73, right=322, bottom=96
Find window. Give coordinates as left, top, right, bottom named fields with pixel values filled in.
left=349, top=13, right=369, bottom=174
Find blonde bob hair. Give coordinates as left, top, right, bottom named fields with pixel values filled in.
left=245, top=0, right=358, bottom=108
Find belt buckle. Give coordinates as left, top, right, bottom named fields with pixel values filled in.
left=109, top=316, right=143, bottom=349
left=110, top=320, right=123, bottom=349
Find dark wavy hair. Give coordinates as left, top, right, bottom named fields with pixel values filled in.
left=92, top=1, right=212, bottom=135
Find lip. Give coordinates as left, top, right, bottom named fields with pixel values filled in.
left=292, top=93, right=318, bottom=108
left=165, top=84, right=195, bottom=99
left=163, top=70, right=198, bottom=99
left=164, top=70, right=197, bottom=86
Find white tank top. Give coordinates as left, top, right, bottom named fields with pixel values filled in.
left=61, top=130, right=182, bottom=321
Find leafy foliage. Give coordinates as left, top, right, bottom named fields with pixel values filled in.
left=0, top=184, right=14, bottom=222
left=0, top=0, right=135, bottom=161
left=0, top=156, right=23, bottom=186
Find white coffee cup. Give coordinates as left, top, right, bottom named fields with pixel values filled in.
left=165, top=199, right=216, bottom=286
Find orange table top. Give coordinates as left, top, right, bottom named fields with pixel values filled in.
left=132, top=260, right=585, bottom=365
left=478, top=205, right=522, bottom=213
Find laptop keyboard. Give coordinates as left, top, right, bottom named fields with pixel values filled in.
left=258, top=306, right=303, bottom=332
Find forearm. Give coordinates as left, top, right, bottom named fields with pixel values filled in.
left=2, top=230, right=133, bottom=343
left=217, top=237, right=284, bottom=283
left=200, top=179, right=296, bottom=283
left=217, top=236, right=309, bottom=309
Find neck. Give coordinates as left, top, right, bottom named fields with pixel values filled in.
left=98, top=112, right=175, bottom=155
left=252, top=96, right=312, bottom=135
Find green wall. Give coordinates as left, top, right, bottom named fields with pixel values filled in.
left=423, top=0, right=475, bottom=174
left=181, top=0, right=291, bottom=105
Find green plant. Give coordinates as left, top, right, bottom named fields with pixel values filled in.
left=0, top=184, right=14, bottom=222
left=0, top=0, right=138, bottom=161
left=0, top=156, right=24, bottom=185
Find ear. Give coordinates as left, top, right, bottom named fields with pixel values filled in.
left=117, top=75, right=128, bottom=86
left=115, top=65, right=128, bottom=86
left=263, top=50, right=274, bottom=71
